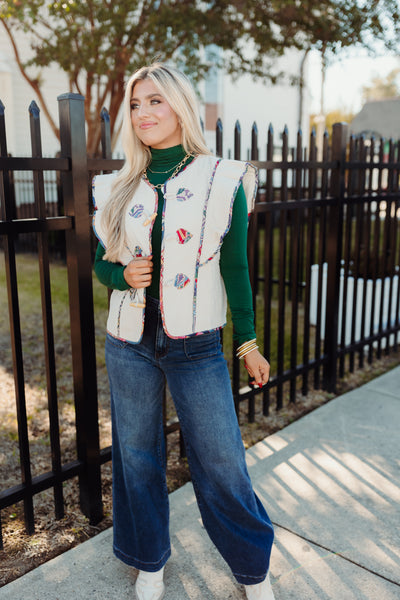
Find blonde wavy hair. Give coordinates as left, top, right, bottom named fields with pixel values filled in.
left=102, top=62, right=210, bottom=262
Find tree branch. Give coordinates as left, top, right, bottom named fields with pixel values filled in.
left=124, top=0, right=154, bottom=48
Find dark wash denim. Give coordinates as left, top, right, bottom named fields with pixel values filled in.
left=105, top=296, right=274, bottom=585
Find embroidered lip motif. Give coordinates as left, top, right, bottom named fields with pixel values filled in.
left=129, top=204, right=144, bottom=218
left=176, top=188, right=193, bottom=202
left=174, top=273, right=190, bottom=289
left=176, top=228, right=192, bottom=244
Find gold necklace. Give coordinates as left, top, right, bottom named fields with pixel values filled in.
left=144, top=153, right=193, bottom=190
left=147, top=164, right=176, bottom=174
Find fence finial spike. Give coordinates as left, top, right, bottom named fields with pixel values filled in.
left=100, top=107, right=110, bottom=122
left=0, top=99, right=4, bottom=115
left=311, top=126, right=316, bottom=137
left=283, top=124, right=288, bottom=135
left=268, top=123, right=273, bottom=134
left=252, top=121, right=258, bottom=134
left=234, top=119, right=241, bottom=132
left=29, top=100, right=40, bottom=118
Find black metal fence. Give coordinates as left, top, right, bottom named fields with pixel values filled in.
left=243, top=123, right=399, bottom=419
left=0, top=93, right=399, bottom=544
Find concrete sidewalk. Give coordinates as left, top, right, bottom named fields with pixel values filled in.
left=1, top=366, right=399, bottom=600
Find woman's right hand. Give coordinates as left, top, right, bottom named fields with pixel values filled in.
left=123, top=256, right=153, bottom=288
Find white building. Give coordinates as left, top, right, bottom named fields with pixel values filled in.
left=0, top=30, right=67, bottom=157
left=202, top=46, right=310, bottom=159
left=0, top=29, right=310, bottom=159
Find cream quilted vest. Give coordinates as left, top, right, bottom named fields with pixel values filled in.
left=93, top=155, right=257, bottom=342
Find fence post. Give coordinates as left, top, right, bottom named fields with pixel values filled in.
left=234, top=120, right=241, bottom=160
left=248, top=122, right=259, bottom=296
left=0, top=100, right=35, bottom=538
left=57, top=93, right=103, bottom=524
left=100, top=107, right=112, bottom=160
left=323, top=122, right=348, bottom=392
left=30, top=100, right=64, bottom=520
left=216, top=118, right=223, bottom=157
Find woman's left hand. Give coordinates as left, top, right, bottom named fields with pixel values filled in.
left=244, top=349, right=270, bottom=388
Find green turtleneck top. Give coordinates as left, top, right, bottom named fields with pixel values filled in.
left=94, top=145, right=256, bottom=344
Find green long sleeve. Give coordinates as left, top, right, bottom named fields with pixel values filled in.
left=94, top=243, right=129, bottom=290
left=220, top=185, right=256, bottom=345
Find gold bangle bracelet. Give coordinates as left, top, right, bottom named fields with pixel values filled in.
left=237, top=345, right=259, bottom=359
left=236, top=339, right=256, bottom=354
left=236, top=340, right=258, bottom=359
left=237, top=342, right=257, bottom=353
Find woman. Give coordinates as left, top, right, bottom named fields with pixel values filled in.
left=93, top=63, right=275, bottom=600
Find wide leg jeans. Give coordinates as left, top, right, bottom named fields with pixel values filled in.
left=105, top=296, right=274, bottom=585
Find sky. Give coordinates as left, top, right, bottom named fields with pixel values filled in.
left=307, top=48, right=400, bottom=115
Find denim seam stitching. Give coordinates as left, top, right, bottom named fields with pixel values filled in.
left=113, top=544, right=171, bottom=567
left=232, top=572, right=267, bottom=579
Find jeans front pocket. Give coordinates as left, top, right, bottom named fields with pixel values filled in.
left=183, top=329, right=222, bottom=361
left=105, top=332, right=131, bottom=351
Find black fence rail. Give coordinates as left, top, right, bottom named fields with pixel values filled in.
left=3, top=169, right=64, bottom=257
left=0, top=93, right=399, bottom=545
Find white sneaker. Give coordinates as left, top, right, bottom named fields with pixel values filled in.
left=135, top=567, right=165, bottom=600
left=245, top=573, right=275, bottom=600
